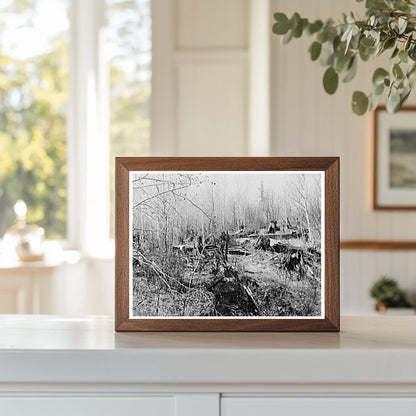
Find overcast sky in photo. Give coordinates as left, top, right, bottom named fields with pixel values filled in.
left=132, top=171, right=323, bottom=206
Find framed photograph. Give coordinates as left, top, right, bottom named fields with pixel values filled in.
left=374, top=106, right=416, bottom=209
left=115, top=157, right=339, bottom=332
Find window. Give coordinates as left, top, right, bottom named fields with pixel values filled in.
left=0, top=0, right=151, bottom=251
left=106, top=0, right=151, bottom=237
left=0, top=0, right=70, bottom=239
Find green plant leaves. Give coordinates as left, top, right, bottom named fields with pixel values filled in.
left=282, top=30, right=293, bottom=44
left=320, top=40, right=335, bottom=66
left=399, top=49, right=409, bottom=63
left=372, top=67, right=389, bottom=86
left=359, top=37, right=376, bottom=61
left=405, top=34, right=413, bottom=51
left=387, top=87, right=401, bottom=112
left=273, top=13, right=290, bottom=35
left=341, top=24, right=359, bottom=52
left=393, top=63, right=404, bottom=79
left=334, top=52, right=353, bottom=73
left=370, top=276, right=411, bottom=308
left=272, top=4, right=416, bottom=115
left=294, top=18, right=309, bottom=38
left=323, top=67, right=339, bottom=94
left=369, top=91, right=383, bottom=111
left=307, top=20, right=323, bottom=35
left=309, top=41, right=322, bottom=61
left=369, top=69, right=387, bottom=111
left=366, top=0, right=388, bottom=10
left=342, top=56, right=358, bottom=82
left=352, top=91, right=369, bottom=115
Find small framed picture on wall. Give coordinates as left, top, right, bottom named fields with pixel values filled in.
left=374, top=106, right=416, bottom=210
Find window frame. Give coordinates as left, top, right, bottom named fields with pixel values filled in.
left=0, top=0, right=153, bottom=258
left=67, top=0, right=111, bottom=257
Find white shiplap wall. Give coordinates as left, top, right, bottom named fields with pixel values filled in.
left=271, top=0, right=416, bottom=313
left=152, top=0, right=249, bottom=156
left=151, top=0, right=416, bottom=314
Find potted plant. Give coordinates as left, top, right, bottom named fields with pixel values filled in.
left=369, top=276, right=413, bottom=313
left=272, top=0, right=416, bottom=115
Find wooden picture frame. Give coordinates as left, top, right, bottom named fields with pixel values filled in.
left=115, top=157, right=339, bottom=332
left=373, top=106, right=416, bottom=210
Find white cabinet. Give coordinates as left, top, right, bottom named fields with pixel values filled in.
left=0, top=316, right=415, bottom=416
left=2, top=396, right=416, bottom=416
left=222, top=398, right=416, bottom=416
left=1, top=397, right=175, bottom=416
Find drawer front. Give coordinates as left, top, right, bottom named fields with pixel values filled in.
left=0, top=396, right=175, bottom=416
left=221, top=397, right=416, bottom=416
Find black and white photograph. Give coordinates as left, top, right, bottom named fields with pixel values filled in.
left=130, top=171, right=324, bottom=318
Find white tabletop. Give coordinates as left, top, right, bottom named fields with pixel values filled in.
left=0, top=315, right=415, bottom=385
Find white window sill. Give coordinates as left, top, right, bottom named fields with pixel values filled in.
left=0, top=249, right=81, bottom=271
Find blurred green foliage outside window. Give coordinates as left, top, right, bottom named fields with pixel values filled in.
left=0, top=0, right=69, bottom=238
left=0, top=0, right=151, bottom=240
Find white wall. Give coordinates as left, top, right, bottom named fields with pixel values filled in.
left=152, top=0, right=263, bottom=156
left=271, top=0, right=416, bottom=313
left=151, top=0, right=416, bottom=314
left=45, top=0, right=416, bottom=317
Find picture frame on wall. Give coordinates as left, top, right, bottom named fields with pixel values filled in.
left=115, top=157, right=339, bottom=332
left=374, top=106, right=416, bottom=210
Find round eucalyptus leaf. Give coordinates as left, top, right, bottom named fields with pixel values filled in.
left=400, top=88, right=412, bottom=107
left=372, top=68, right=389, bottom=86
left=409, top=70, right=416, bottom=88
left=393, top=63, right=404, bottom=79
left=334, top=52, right=351, bottom=72
left=307, top=20, right=323, bottom=35
left=393, top=0, right=409, bottom=11
left=309, top=41, right=322, bottom=61
left=359, top=44, right=375, bottom=62
left=293, top=18, right=308, bottom=38
left=387, top=88, right=401, bottom=113
left=352, top=91, right=369, bottom=115
left=360, top=37, right=375, bottom=48
left=323, top=67, right=339, bottom=95
left=320, top=41, right=335, bottom=66
left=369, top=92, right=383, bottom=112
left=317, top=29, right=328, bottom=43
left=282, top=29, right=293, bottom=44
left=399, top=49, right=408, bottom=63
left=367, top=0, right=388, bottom=11
left=383, top=37, right=396, bottom=50
left=373, top=82, right=385, bottom=96
left=409, top=63, right=416, bottom=77
left=342, top=56, right=358, bottom=83
left=273, top=13, right=290, bottom=34
left=391, top=47, right=399, bottom=59
left=290, top=12, right=301, bottom=30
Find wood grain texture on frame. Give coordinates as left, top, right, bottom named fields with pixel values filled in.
left=115, top=157, right=340, bottom=332
left=373, top=106, right=416, bottom=210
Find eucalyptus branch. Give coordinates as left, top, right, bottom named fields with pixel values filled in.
left=272, top=0, right=416, bottom=114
